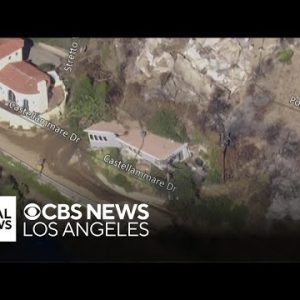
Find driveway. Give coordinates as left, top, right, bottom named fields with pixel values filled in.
left=28, top=44, right=62, bottom=67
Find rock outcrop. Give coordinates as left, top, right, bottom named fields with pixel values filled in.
left=119, top=38, right=279, bottom=109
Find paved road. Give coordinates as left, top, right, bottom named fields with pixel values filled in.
left=0, top=126, right=173, bottom=229
left=28, top=45, right=62, bottom=67
left=0, top=145, right=98, bottom=206
left=273, top=99, right=300, bottom=114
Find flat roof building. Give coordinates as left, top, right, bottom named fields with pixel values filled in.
left=85, top=121, right=191, bottom=170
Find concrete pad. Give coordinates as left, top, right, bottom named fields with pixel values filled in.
left=28, top=45, right=62, bottom=67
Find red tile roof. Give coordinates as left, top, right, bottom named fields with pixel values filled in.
left=0, top=38, right=24, bottom=59
left=0, top=61, right=50, bottom=94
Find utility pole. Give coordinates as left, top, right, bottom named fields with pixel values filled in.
left=222, top=132, right=231, bottom=183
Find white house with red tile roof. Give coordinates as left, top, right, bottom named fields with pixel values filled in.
left=0, top=38, right=67, bottom=129
left=84, top=121, right=191, bottom=170
left=0, top=38, right=24, bottom=69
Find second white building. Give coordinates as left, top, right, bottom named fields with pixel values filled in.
left=85, top=121, right=191, bottom=170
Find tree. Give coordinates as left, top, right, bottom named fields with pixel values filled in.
left=150, top=165, right=167, bottom=193
left=68, top=75, right=111, bottom=131
left=68, top=74, right=94, bottom=130
left=172, top=163, right=197, bottom=202
left=197, top=196, right=248, bottom=231
left=0, top=175, right=30, bottom=220
left=169, top=162, right=198, bottom=221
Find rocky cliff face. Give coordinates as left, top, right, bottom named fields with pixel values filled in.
left=91, top=38, right=300, bottom=227
left=117, top=38, right=279, bottom=109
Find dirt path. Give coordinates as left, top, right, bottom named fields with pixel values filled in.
left=0, top=126, right=116, bottom=203
left=0, top=125, right=173, bottom=229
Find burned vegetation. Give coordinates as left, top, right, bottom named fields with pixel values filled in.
left=264, top=122, right=283, bottom=145
left=199, top=87, right=232, bottom=133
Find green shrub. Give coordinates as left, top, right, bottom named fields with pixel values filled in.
left=206, top=147, right=222, bottom=184
left=101, top=168, right=110, bottom=178
left=0, top=153, right=70, bottom=204
left=277, top=49, right=294, bottom=64
left=67, top=75, right=111, bottom=130
left=150, top=165, right=167, bottom=193
left=197, top=196, right=248, bottom=230
left=150, top=165, right=165, bottom=180
left=0, top=184, right=18, bottom=197
left=125, top=158, right=137, bottom=167
left=111, top=174, right=133, bottom=192
left=172, top=162, right=197, bottom=202
left=108, top=148, right=121, bottom=161
left=147, top=109, right=188, bottom=142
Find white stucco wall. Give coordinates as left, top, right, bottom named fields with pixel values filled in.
left=48, top=70, right=63, bottom=87
left=0, top=45, right=68, bottom=130
left=0, top=106, right=35, bottom=130
left=167, top=143, right=191, bottom=161
left=0, top=76, right=67, bottom=130
left=36, top=81, right=48, bottom=112
left=86, top=129, right=191, bottom=170
left=86, top=130, right=122, bottom=149
left=0, top=49, right=22, bottom=70
left=0, top=80, right=48, bottom=113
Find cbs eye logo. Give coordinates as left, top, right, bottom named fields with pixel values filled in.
left=24, top=203, right=41, bottom=220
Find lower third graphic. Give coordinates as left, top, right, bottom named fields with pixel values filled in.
left=0, top=196, right=17, bottom=242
